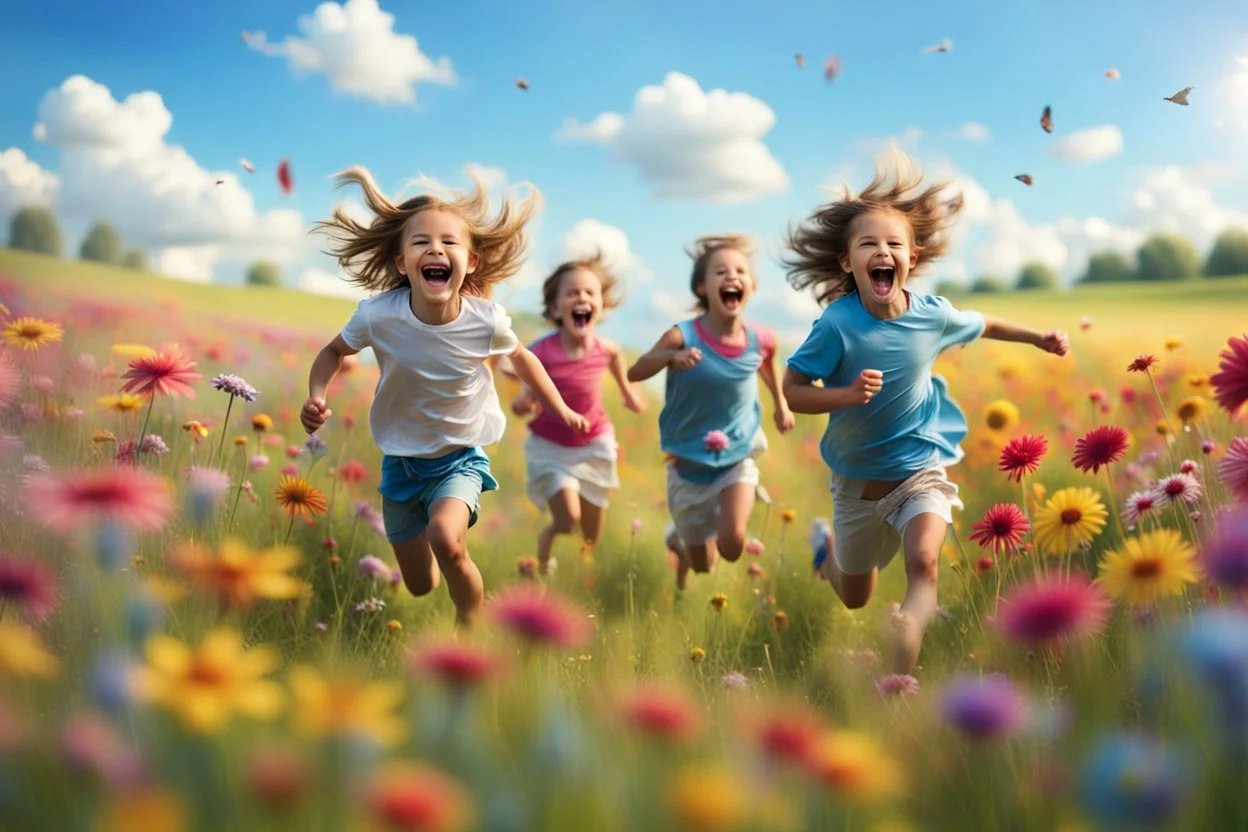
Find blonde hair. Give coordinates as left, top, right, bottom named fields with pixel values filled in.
left=687, top=234, right=757, bottom=311
left=784, top=146, right=963, bottom=306
left=313, top=166, right=541, bottom=298
left=540, top=250, right=623, bottom=325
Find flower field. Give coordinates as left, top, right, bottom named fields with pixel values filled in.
left=2, top=259, right=1248, bottom=831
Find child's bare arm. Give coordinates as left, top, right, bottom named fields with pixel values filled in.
left=627, top=327, right=698, bottom=382
left=758, top=349, right=796, bottom=432
left=302, top=334, right=360, bottom=433
left=605, top=340, right=647, bottom=413
left=509, top=344, right=589, bottom=432
left=782, top=367, right=882, bottom=415
left=981, top=315, right=1070, bottom=356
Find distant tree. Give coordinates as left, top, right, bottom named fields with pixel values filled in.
left=121, top=249, right=148, bottom=270
left=1080, top=251, right=1135, bottom=284
left=970, top=275, right=1007, bottom=294
left=8, top=206, right=62, bottom=256
left=246, top=261, right=281, bottom=288
left=1015, top=262, right=1059, bottom=290
left=1136, top=233, right=1200, bottom=281
left=1204, top=228, right=1248, bottom=278
left=79, top=220, right=123, bottom=264
left=934, top=280, right=965, bottom=297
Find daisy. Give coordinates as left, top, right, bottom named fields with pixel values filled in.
left=1152, top=473, right=1201, bottom=507
left=996, top=572, right=1110, bottom=645
left=1122, top=489, right=1160, bottom=528
left=120, top=346, right=201, bottom=399
left=288, top=665, right=405, bottom=747
left=1097, top=528, right=1200, bottom=607
left=488, top=585, right=592, bottom=648
left=1072, top=426, right=1130, bottom=474
left=969, top=504, right=1030, bottom=555
left=1, top=317, right=63, bottom=352
left=1127, top=355, right=1159, bottom=374
left=984, top=400, right=1020, bottom=432
left=273, top=476, right=328, bottom=520
left=26, top=468, right=174, bottom=533
left=998, top=434, right=1048, bottom=482
left=1217, top=437, right=1248, bottom=502
left=1032, top=487, right=1108, bottom=556
left=0, top=555, right=59, bottom=623
left=172, top=538, right=304, bottom=610
left=1210, top=334, right=1248, bottom=414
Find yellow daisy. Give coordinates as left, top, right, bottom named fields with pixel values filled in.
left=288, top=665, right=406, bottom=747
left=1175, top=396, right=1208, bottom=424
left=807, top=731, right=906, bottom=803
left=984, top=400, right=1020, bottom=432
left=251, top=413, right=273, bottom=432
left=1032, top=487, right=1107, bottom=556
left=98, top=393, right=150, bottom=413
left=1, top=317, right=63, bottom=351
left=172, top=537, right=305, bottom=610
left=1098, top=528, right=1200, bottom=607
left=668, top=765, right=750, bottom=831
left=0, top=621, right=60, bottom=679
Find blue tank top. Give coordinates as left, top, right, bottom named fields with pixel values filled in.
left=659, top=318, right=767, bottom=484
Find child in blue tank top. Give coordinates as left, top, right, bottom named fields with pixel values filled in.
left=628, top=235, right=795, bottom=593
left=782, top=148, right=1070, bottom=681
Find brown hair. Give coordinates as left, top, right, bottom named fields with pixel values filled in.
left=312, top=166, right=541, bottom=298
left=686, top=234, right=757, bottom=311
left=783, top=146, right=963, bottom=306
left=540, top=250, right=623, bottom=324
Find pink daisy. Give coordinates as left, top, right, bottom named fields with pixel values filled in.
left=703, top=430, right=730, bottom=454
left=1122, top=489, right=1159, bottom=527
left=1127, top=355, right=1159, bottom=374
left=487, top=585, right=592, bottom=648
left=1178, top=459, right=1199, bottom=476
left=969, top=504, right=1030, bottom=554
left=1210, top=334, right=1248, bottom=414
left=875, top=674, right=920, bottom=697
left=120, top=345, right=201, bottom=399
left=1071, top=425, right=1130, bottom=474
left=410, top=640, right=502, bottom=688
left=996, top=572, right=1110, bottom=646
left=1218, top=437, right=1248, bottom=502
left=25, top=468, right=174, bottom=533
left=1153, top=473, right=1202, bottom=507
left=998, top=434, right=1048, bottom=482
left=0, top=555, right=58, bottom=622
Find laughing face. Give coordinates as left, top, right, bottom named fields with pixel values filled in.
left=699, top=247, right=754, bottom=319
left=550, top=266, right=604, bottom=337
left=840, top=209, right=919, bottom=318
left=395, top=209, right=479, bottom=309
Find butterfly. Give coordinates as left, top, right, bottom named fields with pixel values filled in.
left=1015, top=174, right=1034, bottom=186
left=923, top=37, right=952, bottom=54
left=277, top=158, right=293, bottom=196
left=1040, top=105, right=1053, bottom=133
left=239, top=159, right=255, bottom=174
left=1164, top=86, right=1193, bottom=106
left=795, top=53, right=805, bottom=69
left=824, top=56, right=842, bottom=82
left=1105, top=68, right=1121, bottom=80
left=515, top=78, right=530, bottom=91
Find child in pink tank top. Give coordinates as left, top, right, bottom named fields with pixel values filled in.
left=510, top=252, right=647, bottom=573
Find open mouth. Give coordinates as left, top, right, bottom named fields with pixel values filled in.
left=719, top=286, right=744, bottom=311
left=420, top=263, right=451, bottom=289
left=869, top=267, right=895, bottom=298
left=570, top=307, right=594, bottom=329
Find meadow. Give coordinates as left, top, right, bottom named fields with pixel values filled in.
left=1, top=248, right=1247, bottom=831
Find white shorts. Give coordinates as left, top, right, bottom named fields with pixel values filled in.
left=525, top=432, right=619, bottom=510
left=666, top=458, right=760, bottom=545
left=830, top=467, right=962, bottom=576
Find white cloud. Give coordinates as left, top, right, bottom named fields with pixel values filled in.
left=1126, top=165, right=1248, bottom=247
left=1216, top=62, right=1248, bottom=133
left=970, top=198, right=1070, bottom=277
left=959, top=122, right=991, bottom=142
left=559, top=219, right=653, bottom=283
left=465, top=163, right=508, bottom=193
left=1049, top=124, right=1124, bottom=163
left=299, top=267, right=369, bottom=300
left=27, top=75, right=306, bottom=278
left=244, top=0, right=454, bottom=106
left=0, top=148, right=59, bottom=223
left=553, top=72, right=789, bottom=204
left=650, top=288, right=694, bottom=320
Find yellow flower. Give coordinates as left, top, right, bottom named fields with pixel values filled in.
left=996, top=358, right=1026, bottom=382
left=1, top=316, right=63, bottom=351
left=709, top=593, right=728, bottom=612
left=251, top=413, right=273, bottom=432
left=288, top=665, right=406, bottom=747
left=1186, top=373, right=1209, bottom=391
left=111, top=343, right=157, bottom=361
left=275, top=476, right=328, bottom=519
left=1032, top=487, right=1107, bottom=556
left=0, top=621, right=60, bottom=678
left=182, top=420, right=210, bottom=439
left=984, top=400, right=1020, bottom=432
left=1175, top=396, right=1207, bottom=424
left=172, top=537, right=305, bottom=610
left=98, top=393, right=149, bottom=413
left=690, top=647, right=706, bottom=664
left=667, top=765, right=750, bottom=831
left=1098, top=528, right=1200, bottom=607
left=234, top=435, right=248, bottom=447
left=131, top=629, right=284, bottom=734
left=780, top=508, right=798, bottom=524
left=143, top=576, right=189, bottom=607
left=92, top=429, right=117, bottom=444
left=97, top=788, right=187, bottom=832
left=386, top=619, right=402, bottom=632
left=807, top=731, right=905, bottom=803
left=1156, top=419, right=1172, bottom=437
left=1163, top=337, right=1182, bottom=351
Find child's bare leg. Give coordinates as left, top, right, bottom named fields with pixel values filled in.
left=890, top=514, right=947, bottom=675
left=392, top=533, right=439, bottom=596
left=715, top=482, right=755, bottom=562
left=537, top=489, right=580, bottom=573
left=578, top=496, right=606, bottom=550
left=425, top=498, right=485, bottom=628
left=823, top=538, right=878, bottom=610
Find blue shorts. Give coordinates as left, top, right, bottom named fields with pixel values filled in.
left=378, top=447, right=499, bottom=545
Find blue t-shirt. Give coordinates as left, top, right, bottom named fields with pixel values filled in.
left=659, top=318, right=767, bottom=484
left=786, top=292, right=985, bottom=480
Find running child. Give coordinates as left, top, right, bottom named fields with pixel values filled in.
left=301, top=167, right=588, bottom=627
left=509, top=252, right=647, bottom=574
left=627, top=235, right=795, bottom=593
left=781, top=148, right=1069, bottom=676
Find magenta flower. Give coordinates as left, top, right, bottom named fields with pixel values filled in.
left=996, top=572, right=1110, bottom=646
left=1218, top=437, right=1248, bottom=502
left=875, top=674, right=920, bottom=697
left=1202, top=509, right=1248, bottom=592
left=488, top=585, right=593, bottom=648
left=1210, top=334, right=1248, bottom=414
left=703, top=430, right=730, bottom=454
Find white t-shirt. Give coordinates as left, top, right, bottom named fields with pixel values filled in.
left=340, top=289, right=519, bottom=458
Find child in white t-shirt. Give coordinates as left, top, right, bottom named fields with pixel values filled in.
left=301, top=167, right=588, bottom=627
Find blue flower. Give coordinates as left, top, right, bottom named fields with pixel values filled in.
left=1078, top=733, right=1190, bottom=830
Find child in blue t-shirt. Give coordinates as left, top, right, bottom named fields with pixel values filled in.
left=629, top=235, right=794, bottom=593
left=782, top=149, right=1070, bottom=678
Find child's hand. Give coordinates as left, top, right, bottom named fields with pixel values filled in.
left=670, top=347, right=702, bottom=370
left=849, top=369, right=883, bottom=405
left=1038, top=329, right=1070, bottom=357
left=774, top=407, right=796, bottom=433
left=300, top=397, right=331, bottom=434
left=622, top=386, right=648, bottom=414
left=512, top=390, right=539, bottom=417
left=559, top=407, right=591, bottom=433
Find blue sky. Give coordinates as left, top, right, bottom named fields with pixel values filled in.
left=2, top=0, right=1246, bottom=347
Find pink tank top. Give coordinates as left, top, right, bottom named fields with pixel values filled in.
left=528, top=333, right=613, bottom=447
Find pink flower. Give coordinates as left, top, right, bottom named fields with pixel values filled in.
left=26, top=468, right=174, bottom=533
left=1071, top=425, right=1130, bottom=474
left=488, top=585, right=592, bottom=648
left=1202, top=509, right=1248, bottom=591
left=969, top=504, right=1030, bottom=555
left=703, top=430, right=730, bottom=454
left=0, top=555, right=58, bottom=623
left=1153, top=473, right=1202, bottom=507
left=875, top=674, right=920, bottom=697
left=618, top=687, right=702, bottom=743
left=1210, top=334, right=1248, bottom=414
left=996, top=572, right=1110, bottom=645
left=1123, top=489, right=1159, bottom=527
left=998, top=434, right=1048, bottom=482
left=1178, top=459, right=1199, bottom=475
left=744, top=538, right=765, bottom=556
left=358, top=555, right=391, bottom=580
left=1218, top=437, right=1248, bottom=502
left=120, top=345, right=201, bottom=399
left=410, top=640, right=502, bottom=688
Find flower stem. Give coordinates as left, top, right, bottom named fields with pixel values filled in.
left=213, top=394, right=235, bottom=469
left=283, top=513, right=296, bottom=545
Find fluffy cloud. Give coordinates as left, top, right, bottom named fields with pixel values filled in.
left=1126, top=165, right=1248, bottom=245
left=12, top=74, right=306, bottom=282
left=0, top=148, right=59, bottom=222
left=1049, top=124, right=1124, bottom=163
left=553, top=72, right=789, bottom=204
left=559, top=219, right=653, bottom=284
left=244, top=0, right=454, bottom=106
left=299, top=267, right=369, bottom=300
left=649, top=288, right=694, bottom=320
left=959, top=122, right=991, bottom=142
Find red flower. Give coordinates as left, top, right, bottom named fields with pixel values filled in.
left=410, top=640, right=501, bottom=688
left=488, top=585, right=592, bottom=648
left=337, top=459, right=370, bottom=485
left=751, top=709, right=824, bottom=765
left=0, top=555, right=58, bottom=623
left=120, top=346, right=202, bottom=398
left=1071, top=425, right=1130, bottom=474
left=618, top=687, right=702, bottom=743
left=998, top=434, right=1048, bottom=482
left=1210, top=334, right=1248, bottom=414
left=996, top=572, right=1110, bottom=645
left=1127, top=355, right=1158, bottom=374
left=969, top=504, right=1030, bottom=554
left=26, top=468, right=175, bottom=533
left=367, top=761, right=471, bottom=832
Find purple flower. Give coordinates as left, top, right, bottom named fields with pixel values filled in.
left=1203, top=508, right=1248, bottom=592
left=358, top=555, right=391, bottom=580
left=305, top=433, right=329, bottom=460
left=722, top=671, right=748, bottom=689
left=185, top=465, right=231, bottom=499
left=210, top=373, right=258, bottom=402
left=703, top=430, right=730, bottom=454
left=939, top=674, right=1024, bottom=739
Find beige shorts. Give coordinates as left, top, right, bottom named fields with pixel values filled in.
left=525, top=432, right=619, bottom=510
left=830, top=467, right=962, bottom=576
left=666, top=458, right=760, bottom=545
